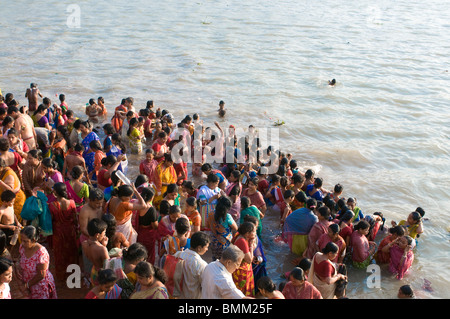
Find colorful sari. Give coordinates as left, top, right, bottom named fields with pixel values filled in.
left=207, top=212, right=234, bottom=261
left=81, top=131, right=99, bottom=153
left=304, top=220, right=331, bottom=259
left=351, top=231, right=375, bottom=269
left=129, top=127, right=143, bottom=154
left=111, top=105, right=127, bottom=134
left=103, top=257, right=136, bottom=299
left=282, top=281, right=322, bottom=299
left=48, top=200, right=79, bottom=281
left=0, top=167, right=26, bottom=224
left=130, top=285, right=169, bottom=299
left=106, top=201, right=137, bottom=244
left=389, top=245, right=414, bottom=280
left=133, top=211, right=158, bottom=264
left=308, top=252, right=337, bottom=299
left=85, top=283, right=122, bottom=299
left=225, top=181, right=242, bottom=222
left=65, top=180, right=89, bottom=210
left=107, top=144, right=128, bottom=174
left=252, top=235, right=267, bottom=294
left=232, top=236, right=255, bottom=297
left=153, top=162, right=177, bottom=208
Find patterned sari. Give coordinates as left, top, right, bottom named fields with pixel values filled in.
left=232, top=236, right=255, bottom=297
left=207, top=213, right=233, bottom=261
left=48, top=199, right=79, bottom=281
left=0, top=167, right=26, bottom=224
left=153, top=162, right=177, bottom=208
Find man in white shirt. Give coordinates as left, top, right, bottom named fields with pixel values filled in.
left=201, top=245, right=247, bottom=299
left=174, top=231, right=210, bottom=299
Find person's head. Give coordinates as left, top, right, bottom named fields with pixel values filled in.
left=284, top=189, right=295, bottom=203
left=398, top=284, right=415, bottom=298
left=1, top=116, right=14, bottom=130
left=157, top=131, right=167, bottom=143
left=317, top=206, right=331, bottom=221
left=96, top=269, right=118, bottom=293
left=237, top=222, right=256, bottom=241
left=145, top=148, right=155, bottom=161
left=27, top=149, right=43, bottom=166
left=201, top=163, right=212, bottom=175
left=70, top=165, right=84, bottom=181
left=7, top=105, right=20, bottom=118
left=214, top=195, right=232, bottom=223
left=313, top=177, right=323, bottom=188
left=243, top=214, right=259, bottom=230
left=297, top=258, right=311, bottom=276
left=43, top=97, right=51, bottom=107
left=42, top=158, right=58, bottom=174
left=20, top=226, right=41, bottom=248
left=98, top=96, right=104, bottom=105
left=289, top=267, right=306, bottom=287
left=0, top=190, right=15, bottom=207
left=407, top=211, right=422, bottom=225
left=101, top=213, right=117, bottom=239
left=103, top=123, right=115, bottom=136
left=334, top=183, right=344, bottom=195
left=163, top=153, right=173, bottom=167
left=159, top=200, right=171, bottom=217
left=117, top=185, right=134, bottom=202
left=86, top=218, right=107, bottom=241
left=389, top=225, right=405, bottom=239
left=397, top=235, right=414, bottom=250
left=164, top=183, right=179, bottom=200
left=175, top=217, right=190, bottom=238
left=220, top=244, right=245, bottom=274
left=58, top=94, right=65, bottom=102
left=190, top=231, right=210, bottom=255
left=122, top=242, right=148, bottom=265
left=140, top=187, right=155, bottom=204
left=415, top=207, right=425, bottom=218
left=327, top=223, right=340, bottom=240
left=0, top=257, right=13, bottom=285
left=53, top=182, right=69, bottom=200
left=135, top=261, right=167, bottom=286
left=88, top=187, right=104, bottom=210
left=347, top=197, right=356, bottom=210
left=257, top=276, right=277, bottom=296
left=294, top=191, right=308, bottom=207
left=354, top=220, right=370, bottom=236
left=89, top=140, right=103, bottom=152
left=305, top=169, right=315, bottom=180
left=206, top=173, right=219, bottom=189
left=322, top=242, right=339, bottom=261
left=305, top=198, right=317, bottom=211
left=0, top=137, right=10, bottom=153
left=134, top=174, right=149, bottom=190
left=79, top=120, right=92, bottom=134
left=185, top=196, right=197, bottom=210
left=168, top=205, right=182, bottom=223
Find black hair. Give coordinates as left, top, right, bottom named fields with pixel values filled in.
left=305, top=169, right=315, bottom=179
left=415, top=207, right=425, bottom=218
left=314, top=177, right=323, bottom=188
left=89, top=187, right=104, bottom=201
left=295, top=191, right=308, bottom=204
left=103, top=123, right=115, bottom=135
left=0, top=189, right=15, bottom=203
left=289, top=267, right=305, bottom=281
left=0, top=256, right=13, bottom=276
left=190, top=231, right=210, bottom=250
left=0, top=230, right=7, bottom=255
left=322, top=242, right=339, bottom=254
left=101, top=213, right=117, bottom=245
left=240, top=196, right=251, bottom=210
left=122, top=243, right=148, bottom=264
left=159, top=200, right=171, bottom=216
left=306, top=198, right=317, bottom=210
left=186, top=196, right=196, bottom=207
left=117, top=185, right=134, bottom=198
left=334, top=183, right=344, bottom=193
left=53, top=182, right=69, bottom=199
left=237, top=221, right=255, bottom=236
left=354, top=220, right=370, bottom=231
left=206, top=173, right=219, bottom=184
left=0, top=137, right=10, bottom=152
left=87, top=218, right=107, bottom=237
left=28, top=149, right=43, bottom=161
left=169, top=205, right=181, bottom=215
left=20, top=225, right=41, bottom=242
left=175, top=217, right=190, bottom=236
left=214, top=196, right=232, bottom=223
left=329, top=223, right=340, bottom=234
left=140, top=187, right=155, bottom=203
left=389, top=225, right=405, bottom=237
left=97, top=268, right=117, bottom=285
left=399, top=284, right=414, bottom=298
left=70, top=165, right=84, bottom=180
left=134, top=261, right=167, bottom=284
left=297, top=258, right=311, bottom=272
left=257, top=276, right=277, bottom=293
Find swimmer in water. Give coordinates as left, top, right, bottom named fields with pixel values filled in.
left=218, top=100, right=226, bottom=117
left=328, top=79, right=336, bottom=86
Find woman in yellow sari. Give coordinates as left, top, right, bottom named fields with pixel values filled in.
left=0, top=159, right=26, bottom=223
left=152, top=153, right=177, bottom=209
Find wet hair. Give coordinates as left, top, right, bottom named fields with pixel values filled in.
left=175, top=217, right=190, bottom=236
left=87, top=218, right=107, bottom=237
left=0, top=256, right=13, bottom=276
left=289, top=267, right=305, bottom=281
left=111, top=133, right=127, bottom=153
left=53, top=182, right=69, bottom=199
left=214, top=196, right=232, bottom=223
left=0, top=190, right=15, bottom=203
left=322, top=242, right=339, bottom=254
left=134, top=261, right=167, bottom=284
left=20, top=225, right=41, bottom=242
left=257, top=276, right=277, bottom=293
left=314, top=177, right=323, bottom=188
left=190, top=231, right=210, bottom=250
left=305, top=169, right=315, bottom=179
left=410, top=211, right=422, bottom=223
left=399, top=284, right=414, bottom=298
left=59, top=94, right=65, bottom=102
left=122, top=242, right=148, bottom=264
left=237, top=221, right=255, bottom=236
left=146, top=100, right=153, bottom=108
left=334, top=183, right=344, bottom=193
left=389, top=225, right=405, bottom=237
left=89, top=187, right=104, bottom=201
left=97, top=268, right=117, bottom=286
left=127, top=117, right=139, bottom=137
left=415, top=207, right=425, bottom=218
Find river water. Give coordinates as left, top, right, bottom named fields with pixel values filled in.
left=1, top=0, right=449, bottom=299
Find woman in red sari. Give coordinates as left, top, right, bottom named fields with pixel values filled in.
left=48, top=182, right=79, bottom=281
left=282, top=267, right=322, bottom=299
left=231, top=221, right=256, bottom=297
left=304, top=206, right=332, bottom=259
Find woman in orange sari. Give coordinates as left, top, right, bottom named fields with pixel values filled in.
left=48, top=182, right=79, bottom=281
left=0, top=159, right=26, bottom=224
left=152, top=153, right=177, bottom=209
left=111, top=100, right=127, bottom=134
left=105, top=184, right=148, bottom=245
left=231, top=221, right=256, bottom=297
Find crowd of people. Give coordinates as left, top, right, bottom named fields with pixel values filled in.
left=0, top=84, right=425, bottom=299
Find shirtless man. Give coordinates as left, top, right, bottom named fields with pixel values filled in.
left=81, top=218, right=109, bottom=285
left=85, top=98, right=100, bottom=123
left=78, top=188, right=105, bottom=244
left=25, top=83, right=43, bottom=113
left=62, top=143, right=89, bottom=180
left=0, top=190, right=21, bottom=245
left=8, top=105, right=37, bottom=150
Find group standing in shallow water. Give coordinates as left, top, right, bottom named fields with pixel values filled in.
left=0, top=84, right=425, bottom=299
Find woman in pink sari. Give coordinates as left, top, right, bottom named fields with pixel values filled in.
left=389, top=235, right=415, bottom=280
left=282, top=267, right=322, bottom=299
left=317, top=223, right=346, bottom=264
left=65, top=165, right=90, bottom=212
left=224, top=170, right=242, bottom=222
left=48, top=182, right=79, bottom=281
left=351, top=220, right=377, bottom=269
left=304, top=206, right=331, bottom=259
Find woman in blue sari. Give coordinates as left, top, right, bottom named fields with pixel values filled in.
left=106, top=133, right=128, bottom=174
left=80, top=120, right=99, bottom=155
